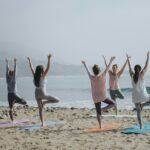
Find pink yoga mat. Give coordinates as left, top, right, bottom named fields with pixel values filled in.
left=84, top=122, right=122, bottom=133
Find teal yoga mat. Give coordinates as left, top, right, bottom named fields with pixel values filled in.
left=122, top=123, right=150, bottom=134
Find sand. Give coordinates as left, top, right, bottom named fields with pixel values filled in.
left=0, top=106, right=150, bottom=150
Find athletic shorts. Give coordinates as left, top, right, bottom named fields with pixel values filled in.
left=110, top=89, right=124, bottom=100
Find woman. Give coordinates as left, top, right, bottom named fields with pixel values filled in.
left=6, top=58, right=27, bottom=122
left=127, top=52, right=150, bottom=129
left=103, top=56, right=128, bottom=115
left=82, top=56, right=116, bottom=128
left=27, top=54, right=59, bottom=126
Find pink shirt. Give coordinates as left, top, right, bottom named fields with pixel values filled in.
left=89, top=73, right=107, bottom=103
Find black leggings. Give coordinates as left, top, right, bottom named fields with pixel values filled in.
left=8, top=93, right=27, bottom=109
left=95, top=98, right=116, bottom=115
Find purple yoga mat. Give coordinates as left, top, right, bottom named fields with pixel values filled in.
left=0, top=119, right=35, bottom=128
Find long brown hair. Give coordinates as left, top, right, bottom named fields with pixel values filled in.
left=133, top=65, right=141, bottom=84
left=34, top=65, right=44, bottom=87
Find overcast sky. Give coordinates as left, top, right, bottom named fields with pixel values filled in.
left=0, top=0, right=150, bottom=67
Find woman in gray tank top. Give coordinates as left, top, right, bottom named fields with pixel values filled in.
left=27, top=54, right=59, bottom=127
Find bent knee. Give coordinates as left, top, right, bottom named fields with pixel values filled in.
left=52, top=99, right=59, bottom=103
left=21, top=99, right=27, bottom=105
left=52, top=96, right=60, bottom=103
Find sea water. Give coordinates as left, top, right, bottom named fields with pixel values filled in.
left=1, top=74, right=150, bottom=109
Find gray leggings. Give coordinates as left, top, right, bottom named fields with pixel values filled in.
left=35, top=88, right=59, bottom=110
left=110, top=89, right=124, bottom=100
left=135, top=101, right=150, bottom=129
left=135, top=103, right=143, bottom=129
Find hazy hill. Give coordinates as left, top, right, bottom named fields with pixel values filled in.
left=0, top=44, right=86, bottom=77
left=0, top=60, right=87, bottom=77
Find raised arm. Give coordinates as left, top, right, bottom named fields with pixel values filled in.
left=81, top=61, right=92, bottom=77
left=126, top=54, right=133, bottom=77
left=103, top=56, right=115, bottom=74
left=118, top=58, right=128, bottom=77
left=43, top=54, right=51, bottom=78
left=13, top=58, right=17, bottom=78
left=27, top=57, right=35, bottom=76
left=102, top=55, right=108, bottom=67
left=141, top=51, right=150, bottom=76
left=6, top=59, right=9, bottom=81
left=102, top=55, right=112, bottom=75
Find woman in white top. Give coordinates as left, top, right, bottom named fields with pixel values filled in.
left=27, top=54, right=59, bottom=126
left=126, top=52, right=150, bottom=129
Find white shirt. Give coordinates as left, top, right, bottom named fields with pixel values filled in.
left=131, top=75, right=150, bottom=103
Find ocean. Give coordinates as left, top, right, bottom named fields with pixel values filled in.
left=1, top=74, right=150, bottom=109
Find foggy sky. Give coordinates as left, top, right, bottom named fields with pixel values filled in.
left=0, top=0, right=150, bottom=67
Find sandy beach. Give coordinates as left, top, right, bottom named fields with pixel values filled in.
left=0, top=106, right=150, bottom=150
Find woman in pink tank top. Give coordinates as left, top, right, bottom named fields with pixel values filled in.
left=82, top=56, right=116, bottom=128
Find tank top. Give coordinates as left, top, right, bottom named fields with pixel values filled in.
left=109, top=73, right=119, bottom=90
left=36, top=77, right=47, bottom=91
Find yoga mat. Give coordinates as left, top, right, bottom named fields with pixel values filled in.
left=91, top=114, right=136, bottom=118
left=122, top=122, right=150, bottom=134
left=84, top=122, right=121, bottom=133
left=0, top=119, right=35, bottom=128
left=18, top=120, right=64, bottom=131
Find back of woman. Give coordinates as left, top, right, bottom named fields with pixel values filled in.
left=131, top=73, right=149, bottom=103
left=90, top=74, right=106, bottom=103
left=126, top=52, right=150, bottom=129
left=27, top=54, right=59, bottom=127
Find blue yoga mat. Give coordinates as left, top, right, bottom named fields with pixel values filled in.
left=122, top=122, right=150, bottom=134
left=18, top=120, right=64, bottom=131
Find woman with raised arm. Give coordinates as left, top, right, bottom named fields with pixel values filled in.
left=27, top=54, right=59, bottom=126
left=6, top=58, right=27, bottom=122
left=82, top=56, right=116, bottom=128
left=103, top=56, right=128, bottom=115
left=126, top=52, right=150, bottom=129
